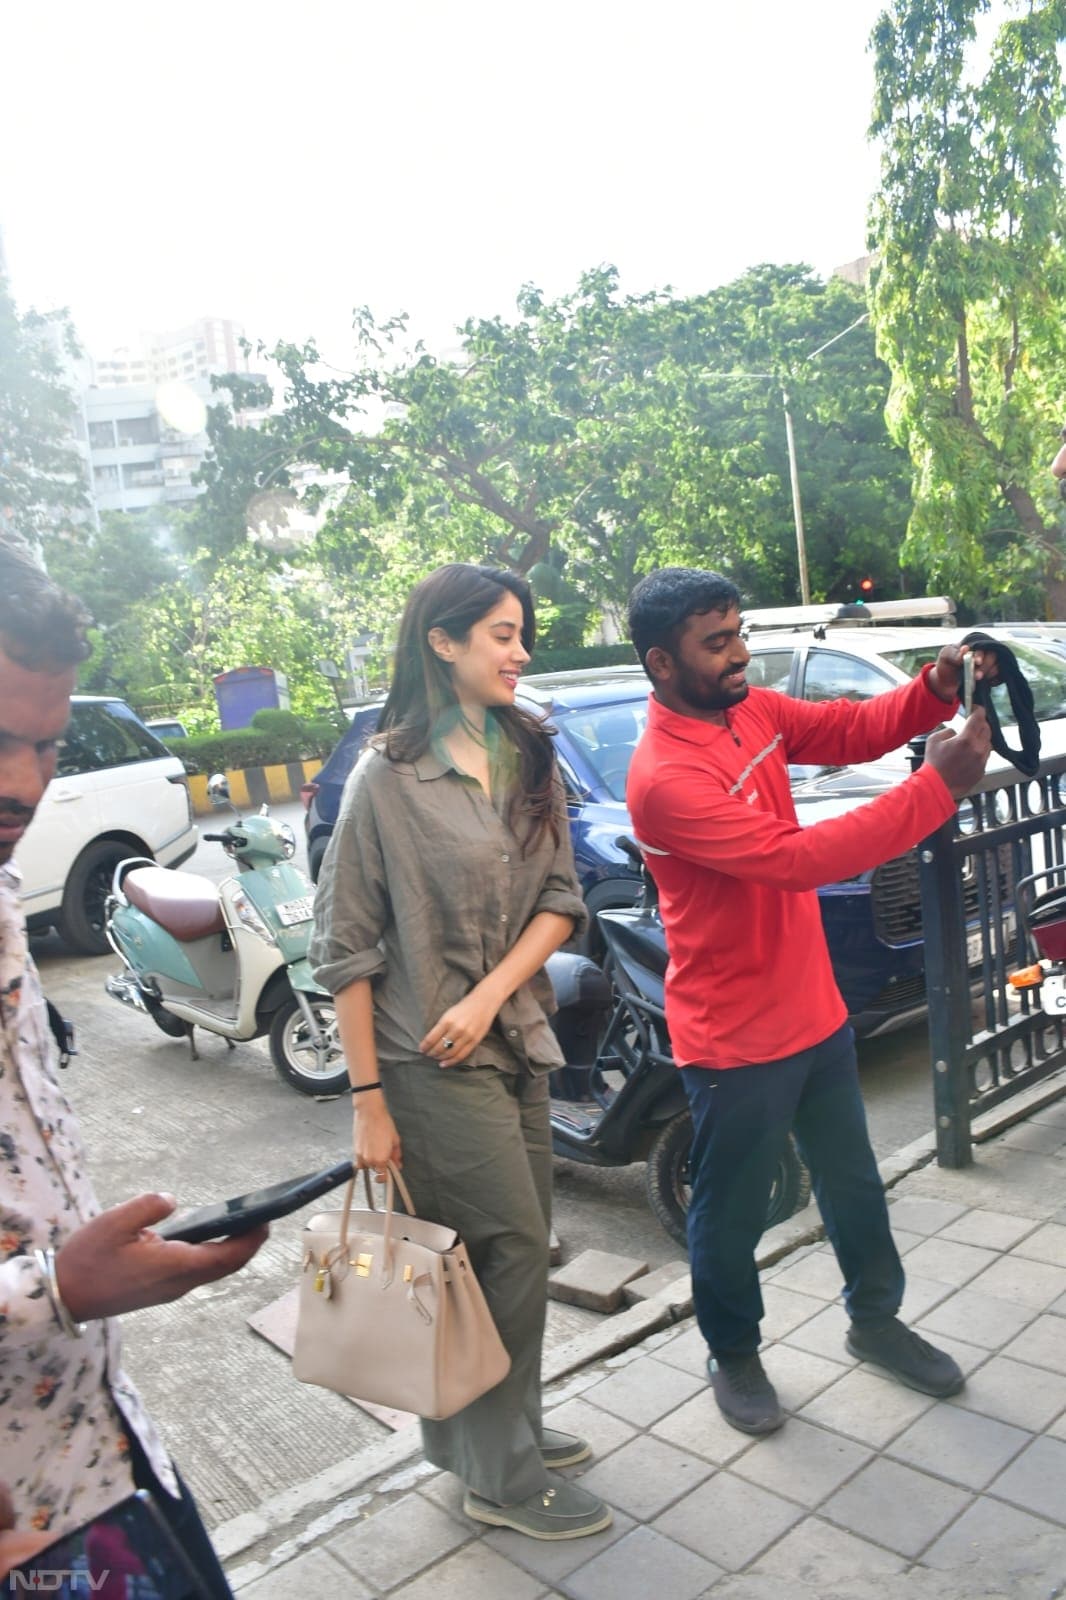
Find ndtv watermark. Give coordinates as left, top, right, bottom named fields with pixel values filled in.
left=8, top=1573, right=110, bottom=1592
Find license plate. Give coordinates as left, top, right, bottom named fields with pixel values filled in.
left=967, top=913, right=1016, bottom=968
left=276, top=895, right=315, bottom=927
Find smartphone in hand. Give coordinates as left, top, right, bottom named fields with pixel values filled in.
left=963, top=653, right=976, bottom=716
left=7, top=1490, right=209, bottom=1598
left=155, top=1159, right=354, bottom=1244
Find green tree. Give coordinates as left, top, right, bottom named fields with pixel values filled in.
left=0, top=275, right=86, bottom=544
left=869, top=0, right=1066, bottom=614
left=42, top=509, right=181, bottom=632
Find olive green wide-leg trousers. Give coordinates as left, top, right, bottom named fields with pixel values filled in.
left=379, top=1058, right=553, bottom=1505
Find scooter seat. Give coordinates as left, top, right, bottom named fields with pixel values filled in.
left=123, top=866, right=227, bottom=943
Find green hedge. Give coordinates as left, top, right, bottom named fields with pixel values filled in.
left=526, top=642, right=639, bottom=674
left=177, top=715, right=345, bottom=775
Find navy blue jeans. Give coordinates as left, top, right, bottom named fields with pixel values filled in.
left=681, top=1022, right=904, bottom=1356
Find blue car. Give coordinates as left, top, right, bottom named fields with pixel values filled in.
left=301, top=668, right=931, bottom=1036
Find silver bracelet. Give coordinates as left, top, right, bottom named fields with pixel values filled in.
left=34, top=1247, right=87, bottom=1339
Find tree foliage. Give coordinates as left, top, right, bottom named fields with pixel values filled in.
left=0, top=275, right=86, bottom=545
left=869, top=0, right=1066, bottom=614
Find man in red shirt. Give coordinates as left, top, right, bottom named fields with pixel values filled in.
left=626, top=569, right=994, bottom=1435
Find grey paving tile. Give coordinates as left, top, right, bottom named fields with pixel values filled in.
left=1001, top=1313, right=1066, bottom=1375
left=921, top=1496, right=1066, bottom=1574
left=1051, top=1290, right=1066, bottom=1317
left=917, top=1285, right=1035, bottom=1349
left=939, top=1208, right=1042, bottom=1251
left=1051, top=1411, right=1066, bottom=1440
left=820, top=1457, right=972, bottom=1558
left=897, top=1272, right=957, bottom=1320
left=988, top=1435, right=1066, bottom=1525
left=650, top=1388, right=756, bottom=1466
left=417, top=1471, right=472, bottom=1522
left=562, top=1525, right=722, bottom=1600
left=759, top=1282, right=825, bottom=1342
left=751, top=1517, right=905, bottom=1583
left=1031, top=1098, right=1066, bottom=1127
left=391, top=1539, right=546, bottom=1600
left=778, top=1301, right=859, bottom=1367
left=581, top=1356, right=704, bottom=1427
left=1014, top=1220, right=1066, bottom=1268
left=730, top=1417, right=872, bottom=1506
left=968, top=1252, right=1066, bottom=1310
left=902, top=1235, right=998, bottom=1287
left=326, top=1493, right=471, bottom=1590
left=798, top=1367, right=934, bottom=1447
left=481, top=1509, right=634, bottom=1586
left=948, top=1353, right=1066, bottom=1431
left=997, top=1121, right=1066, bottom=1154
left=575, top=1433, right=713, bottom=1520
left=653, top=1322, right=709, bottom=1378
left=652, top=1471, right=803, bottom=1570
left=236, top=1548, right=365, bottom=1597
left=763, top=1343, right=849, bottom=1411
left=886, top=1196, right=967, bottom=1234
left=543, top=1396, right=639, bottom=1462
left=888, top=1227, right=926, bottom=1255
left=766, top=1249, right=842, bottom=1303
left=885, top=1400, right=1031, bottom=1489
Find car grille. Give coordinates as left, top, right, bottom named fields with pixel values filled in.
left=872, top=845, right=1015, bottom=946
left=863, top=972, right=928, bottom=1013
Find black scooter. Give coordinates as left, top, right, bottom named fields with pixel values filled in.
left=547, top=838, right=811, bottom=1248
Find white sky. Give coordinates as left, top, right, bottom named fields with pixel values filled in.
left=0, top=0, right=999, bottom=364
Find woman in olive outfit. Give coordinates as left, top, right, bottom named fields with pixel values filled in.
left=310, top=564, right=612, bottom=1541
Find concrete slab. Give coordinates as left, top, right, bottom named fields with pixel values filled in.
left=652, top=1471, right=804, bottom=1571
left=819, top=1457, right=972, bottom=1559
left=549, top=1249, right=649, bottom=1311
left=621, top=1262, right=690, bottom=1306
left=563, top=1524, right=723, bottom=1600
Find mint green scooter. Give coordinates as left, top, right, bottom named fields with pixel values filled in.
left=104, top=775, right=346, bottom=1096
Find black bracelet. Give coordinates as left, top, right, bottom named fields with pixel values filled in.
left=350, top=1080, right=383, bottom=1095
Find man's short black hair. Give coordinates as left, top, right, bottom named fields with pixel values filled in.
left=628, top=567, right=742, bottom=674
left=0, top=535, right=92, bottom=669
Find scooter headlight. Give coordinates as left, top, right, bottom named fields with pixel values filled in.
left=276, top=822, right=297, bottom=859
left=230, top=887, right=276, bottom=946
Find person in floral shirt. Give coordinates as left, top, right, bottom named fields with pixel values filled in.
left=0, top=537, right=265, bottom=1594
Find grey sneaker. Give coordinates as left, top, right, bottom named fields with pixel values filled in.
left=846, top=1317, right=964, bottom=1397
left=540, top=1428, right=592, bottom=1468
left=707, top=1352, right=785, bottom=1435
left=463, top=1474, right=612, bottom=1540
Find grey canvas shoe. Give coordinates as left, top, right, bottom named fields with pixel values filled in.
left=463, top=1475, right=612, bottom=1540
left=540, top=1428, right=592, bottom=1468
left=707, top=1352, right=785, bottom=1435
left=846, top=1316, right=965, bottom=1397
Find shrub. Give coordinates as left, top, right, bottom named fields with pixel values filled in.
left=526, top=642, right=639, bottom=675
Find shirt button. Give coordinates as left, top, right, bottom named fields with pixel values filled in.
left=501, top=853, right=510, bottom=863
left=508, top=1028, right=518, bottom=1038
left=500, top=913, right=508, bottom=923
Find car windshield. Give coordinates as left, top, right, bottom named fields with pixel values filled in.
left=555, top=702, right=648, bottom=800
left=882, top=642, right=1066, bottom=724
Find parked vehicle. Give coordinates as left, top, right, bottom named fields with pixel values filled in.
left=18, top=696, right=198, bottom=954
left=104, top=776, right=346, bottom=1097
left=302, top=703, right=383, bottom=882
left=144, top=717, right=190, bottom=742
left=547, top=838, right=810, bottom=1246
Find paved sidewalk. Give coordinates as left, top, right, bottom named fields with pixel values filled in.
left=227, top=1100, right=1066, bottom=1599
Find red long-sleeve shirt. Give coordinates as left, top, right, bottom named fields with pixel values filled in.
left=626, top=666, right=959, bottom=1068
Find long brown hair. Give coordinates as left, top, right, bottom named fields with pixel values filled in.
left=376, top=563, right=559, bottom=851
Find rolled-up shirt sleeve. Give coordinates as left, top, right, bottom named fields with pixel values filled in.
left=531, top=777, right=588, bottom=942
left=310, top=757, right=391, bottom=996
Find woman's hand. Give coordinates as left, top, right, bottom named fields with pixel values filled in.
left=353, top=1093, right=402, bottom=1180
left=420, top=983, right=501, bottom=1066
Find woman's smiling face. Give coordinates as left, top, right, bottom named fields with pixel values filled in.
left=437, top=591, right=531, bottom=710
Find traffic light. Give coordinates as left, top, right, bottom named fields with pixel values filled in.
left=859, top=577, right=875, bottom=596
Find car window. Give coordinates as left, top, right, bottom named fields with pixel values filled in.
left=57, top=702, right=169, bottom=777
left=801, top=651, right=896, bottom=704
left=745, top=649, right=793, bottom=692
left=323, top=708, right=381, bottom=785
left=556, top=702, right=648, bottom=801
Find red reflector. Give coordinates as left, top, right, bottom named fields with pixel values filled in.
left=299, top=782, right=319, bottom=810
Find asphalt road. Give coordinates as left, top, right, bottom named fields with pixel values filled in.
left=25, top=800, right=940, bottom=1526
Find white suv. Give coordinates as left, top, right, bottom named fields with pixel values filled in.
left=18, top=696, right=198, bottom=953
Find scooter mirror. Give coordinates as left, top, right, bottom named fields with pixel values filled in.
left=207, top=773, right=231, bottom=806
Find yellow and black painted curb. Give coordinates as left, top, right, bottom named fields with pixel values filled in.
left=187, top=758, right=323, bottom=816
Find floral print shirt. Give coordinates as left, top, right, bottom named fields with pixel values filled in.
left=0, top=863, right=177, bottom=1537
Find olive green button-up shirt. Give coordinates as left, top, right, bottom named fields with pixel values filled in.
left=310, top=742, right=588, bottom=1073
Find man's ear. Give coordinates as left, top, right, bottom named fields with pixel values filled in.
left=644, top=645, right=673, bottom=684
left=427, top=626, right=454, bottom=662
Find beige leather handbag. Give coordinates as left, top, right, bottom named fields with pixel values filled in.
left=292, top=1164, right=511, bottom=1420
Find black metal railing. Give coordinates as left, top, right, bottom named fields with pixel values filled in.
left=915, top=744, right=1066, bottom=1166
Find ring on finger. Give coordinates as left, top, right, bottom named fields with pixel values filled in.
left=442, top=1037, right=454, bottom=1050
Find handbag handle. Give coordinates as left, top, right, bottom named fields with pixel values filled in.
left=337, top=1162, right=416, bottom=1284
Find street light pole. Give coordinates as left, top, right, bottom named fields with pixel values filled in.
left=781, top=393, right=810, bottom=605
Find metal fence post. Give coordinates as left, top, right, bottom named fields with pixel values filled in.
left=916, top=813, right=974, bottom=1167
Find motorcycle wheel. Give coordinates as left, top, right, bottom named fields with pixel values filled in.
left=144, top=997, right=188, bottom=1038
left=644, top=1112, right=812, bottom=1250
left=268, top=997, right=349, bottom=1097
